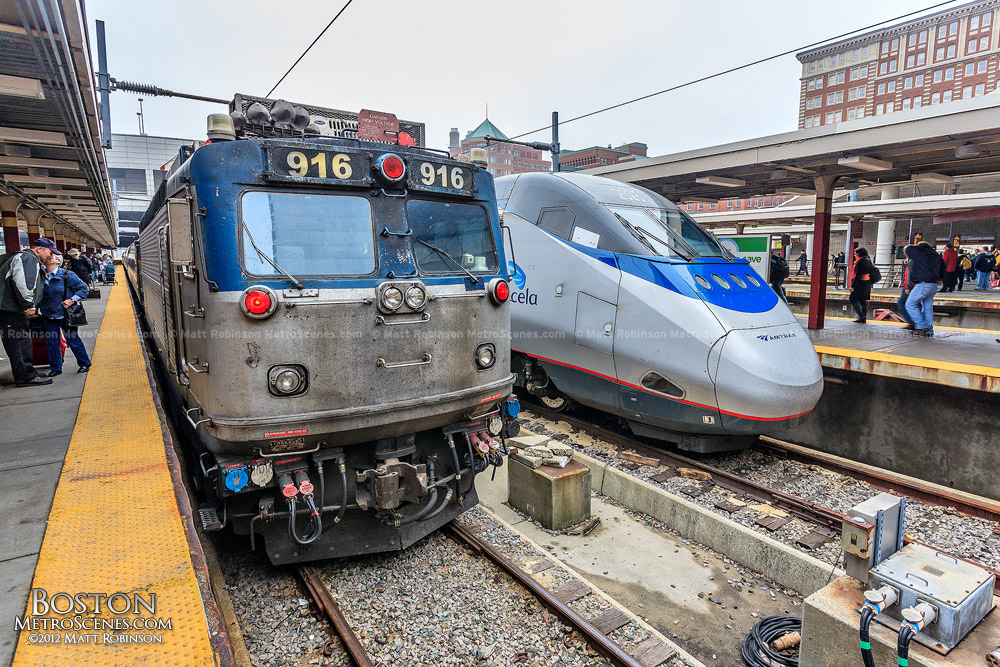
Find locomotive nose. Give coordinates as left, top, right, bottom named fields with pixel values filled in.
left=711, top=324, right=823, bottom=434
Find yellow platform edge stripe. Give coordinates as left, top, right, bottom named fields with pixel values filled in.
left=813, top=344, right=1000, bottom=378
left=12, top=284, right=217, bottom=667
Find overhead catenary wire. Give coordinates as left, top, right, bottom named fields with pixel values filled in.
left=509, top=0, right=966, bottom=140
left=266, top=0, right=356, bottom=98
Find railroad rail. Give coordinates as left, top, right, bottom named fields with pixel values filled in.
left=523, top=403, right=1000, bottom=596
left=445, top=521, right=646, bottom=667
left=297, top=565, right=374, bottom=667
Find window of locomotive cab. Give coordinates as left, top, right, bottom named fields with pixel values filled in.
left=536, top=207, right=576, bottom=240
left=239, top=191, right=376, bottom=277
left=408, top=200, right=498, bottom=275
left=644, top=206, right=729, bottom=258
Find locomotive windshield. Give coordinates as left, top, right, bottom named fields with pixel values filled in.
left=240, top=191, right=376, bottom=276
left=606, top=205, right=728, bottom=259
left=408, top=200, right=498, bottom=275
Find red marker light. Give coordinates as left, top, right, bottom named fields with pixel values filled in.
left=379, top=154, right=405, bottom=182
left=495, top=280, right=509, bottom=302
left=245, top=290, right=271, bottom=315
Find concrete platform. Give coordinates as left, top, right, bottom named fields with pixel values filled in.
left=478, top=444, right=818, bottom=666
left=786, top=284, right=1000, bottom=330
left=0, top=294, right=108, bottom=666
left=799, top=575, right=1000, bottom=667
left=797, top=315, right=1000, bottom=393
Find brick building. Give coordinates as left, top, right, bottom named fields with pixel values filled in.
left=682, top=195, right=796, bottom=214
left=796, top=0, right=999, bottom=128
left=448, top=119, right=550, bottom=177
left=559, top=142, right=648, bottom=171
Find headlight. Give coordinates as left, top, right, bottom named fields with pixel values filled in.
left=381, top=286, right=403, bottom=311
left=405, top=285, right=426, bottom=309
left=475, top=343, right=496, bottom=370
left=268, top=365, right=307, bottom=397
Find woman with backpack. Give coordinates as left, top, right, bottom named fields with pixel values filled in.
left=849, top=247, right=875, bottom=323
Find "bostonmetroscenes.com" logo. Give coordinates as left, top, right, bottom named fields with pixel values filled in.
left=15, top=588, right=172, bottom=645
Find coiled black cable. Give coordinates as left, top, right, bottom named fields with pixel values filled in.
left=859, top=605, right=877, bottom=667
left=741, top=615, right=802, bottom=667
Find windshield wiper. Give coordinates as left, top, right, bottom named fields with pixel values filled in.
left=416, top=239, right=480, bottom=283
left=613, top=213, right=692, bottom=261
left=241, top=221, right=305, bottom=290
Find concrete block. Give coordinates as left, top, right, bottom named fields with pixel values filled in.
left=573, top=450, right=842, bottom=596
left=548, top=443, right=574, bottom=457
left=525, top=445, right=554, bottom=458
left=508, top=458, right=591, bottom=531
left=510, top=452, right=544, bottom=469
left=509, top=434, right=551, bottom=449
left=542, top=456, right=571, bottom=468
left=799, top=576, right=1000, bottom=667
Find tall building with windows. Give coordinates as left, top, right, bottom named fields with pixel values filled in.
left=448, top=120, right=551, bottom=177
left=796, top=0, right=999, bottom=128
left=106, top=133, right=194, bottom=247
left=559, top=143, right=647, bottom=171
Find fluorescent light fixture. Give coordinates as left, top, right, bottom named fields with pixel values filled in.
left=695, top=175, right=746, bottom=187
left=955, top=143, right=980, bottom=157
left=911, top=172, right=953, bottom=184
left=2, top=174, right=87, bottom=186
left=777, top=187, right=815, bottom=196
left=770, top=169, right=789, bottom=180
left=0, top=127, right=66, bottom=146
left=838, top=155, right=892, bottom=171
left=0, top=75, right=44, bottom=100
left=0, top=156, right=78, bottom=170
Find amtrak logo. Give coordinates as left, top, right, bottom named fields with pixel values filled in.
left=757, top=333, right=800, bottom=342
left=507, top=261, right=526, bottom=289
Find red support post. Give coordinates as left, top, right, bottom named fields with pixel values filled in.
left=808, top=176, right=838, bottom=330
left=0, top=195, right=20, bottom=252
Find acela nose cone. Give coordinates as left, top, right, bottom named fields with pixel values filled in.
left=713, top=325, right=824, bottom=433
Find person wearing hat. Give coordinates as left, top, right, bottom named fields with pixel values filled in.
left=65, top=248, right=93, bottom=286
left=38, top=253, right=91, bottom=376
left=0, top=238, right=59, bottom=386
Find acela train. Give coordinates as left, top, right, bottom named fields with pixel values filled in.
left=124, top=98, right=519, bottom=563
left=497, top=172, right=823, bottom=453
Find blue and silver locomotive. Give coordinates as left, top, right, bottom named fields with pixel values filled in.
left=497, top=172, right=822, bottom=453
left=124, top=98, right=518, bottom=563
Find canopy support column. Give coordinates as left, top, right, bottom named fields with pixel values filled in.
left=808, top=175, right=838, bottom=330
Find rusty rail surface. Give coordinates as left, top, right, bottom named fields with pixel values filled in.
left=525, top=403, right=1000, bottom=596
left=297, top=565, right=374, bottom=667
left=446, top=521, right=645, bottom=667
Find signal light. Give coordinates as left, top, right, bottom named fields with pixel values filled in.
left=240, top=285, right=278, bottom=319
left=245, top=290, right=271, bottom=314
left=377, top=153, right=406, bottom=183
left=487, top=278, right=509, bottom=304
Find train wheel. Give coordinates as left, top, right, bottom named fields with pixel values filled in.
left=540, top=392, right=570, bottom=412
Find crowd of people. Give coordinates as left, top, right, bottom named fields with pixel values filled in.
left=1, top=239, right=113, bottom=387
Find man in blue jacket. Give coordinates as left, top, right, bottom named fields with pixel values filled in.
left=903, top=241, right=945, bottom=336
left=973, top=247, right=996, bottom=290
left=38, top=255, right=91, bottom=376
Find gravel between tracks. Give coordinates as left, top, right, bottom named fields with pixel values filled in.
left=218, top=507, right=693, bottom=667
left=518, top=410, right=1000, bottom=573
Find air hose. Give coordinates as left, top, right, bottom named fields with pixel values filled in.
left=741, top=615, right=801, bottom=667
left=287, top=470, right=322, bottom=546
left=897, top=623, right=916, bottom=667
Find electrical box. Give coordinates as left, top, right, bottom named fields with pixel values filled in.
left=869, top=543, right=995, bottom=653
left=843, top=493, right=905, bottom=582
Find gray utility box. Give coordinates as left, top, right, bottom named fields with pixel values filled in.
left=869, top=543, right=995, bottom=653
left=844, top=492, right=904, bottom=582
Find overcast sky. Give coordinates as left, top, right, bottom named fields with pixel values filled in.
left=86, top=0, right=953, bottom=157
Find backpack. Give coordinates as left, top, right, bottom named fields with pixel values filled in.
left=772, top=255, right=789, bottom=280
left=869, top=263, right=882, bottom=283
left=0, top=250, right=44, bottom=309
left=960, top=256, right=973, bottom=270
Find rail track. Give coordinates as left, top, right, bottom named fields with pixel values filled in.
left=294, top=520, right=680, bottom=667
left=524, top=402, right=1000, bottom=595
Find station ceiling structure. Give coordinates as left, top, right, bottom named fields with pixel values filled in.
left=0, top=0, right=115, bottom=248
left=588, top=96, right=1000, bottom=329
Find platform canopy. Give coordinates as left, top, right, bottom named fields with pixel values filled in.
left=588, top=96, right=1000, bottom=205
left=0, top=0, right=115, bottom=247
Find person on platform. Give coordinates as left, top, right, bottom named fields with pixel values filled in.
left=973, top=247, right=996, bottom=290
left=833, top=251, right=846, bottom=288
left=957, top=250, right=972, bottom=291
left=849, top=247, right=875, bottom=323
left=38, top=255, right=90, bottom=376
left=769, top=251, right=790, bottom=305
left=896, top=257, right=915, bottom=330
left=0, top=238, right=59, bottom=387
left=904, top=241, right=945, bottom=336
left=796, top=250, right=809, bottom=276
left=65, top=248, right=92, bottom=286
left=941, top=244, right=958, bottom=293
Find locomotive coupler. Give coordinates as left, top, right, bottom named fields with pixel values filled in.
left=355, top=459, right=428, bottom=511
